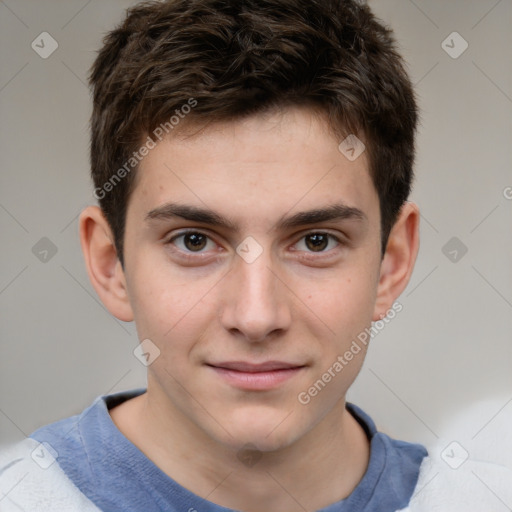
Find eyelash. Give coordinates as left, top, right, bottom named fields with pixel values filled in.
left=165, top=229, right=344, bottom=261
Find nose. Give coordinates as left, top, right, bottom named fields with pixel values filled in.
left=219, top=246, right=292, bottom=343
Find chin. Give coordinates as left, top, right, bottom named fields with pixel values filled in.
left=216, top=404, right=307, bottom=453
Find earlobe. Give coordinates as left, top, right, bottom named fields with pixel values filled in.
left=79, top=206, right=134, bottom=322
left=373, top=202, right=420, bottom=321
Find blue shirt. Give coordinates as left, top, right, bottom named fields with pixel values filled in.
left=31, top=389, right=427, bottom=512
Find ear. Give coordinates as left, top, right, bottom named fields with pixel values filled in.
left=373, top=202, right=420, bottom=321
left=79, top=206, right=134, bottom=322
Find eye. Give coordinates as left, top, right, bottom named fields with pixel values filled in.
left=293, top=232, right=341, bottom=253
left=168, top=231, right=217, bottom=253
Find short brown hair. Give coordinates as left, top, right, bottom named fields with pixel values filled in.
left=89, top=0, right=417, bottom=265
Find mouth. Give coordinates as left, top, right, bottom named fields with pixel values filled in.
left=205, top=361, right=307, bottom=390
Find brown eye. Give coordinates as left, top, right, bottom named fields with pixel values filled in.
left=168, top=231, right=215, bottom=254
left=305, top=233, right=329, bottom=252
left=294, top=232, right=341, bottom=254
left=182, top=233, right=208, bottom=251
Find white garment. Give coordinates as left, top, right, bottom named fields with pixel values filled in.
left=401, top=401, right=512, bottom=512
left=0, top=438, right=99, bottom=512
left=400, top=454, right=512, bottom=511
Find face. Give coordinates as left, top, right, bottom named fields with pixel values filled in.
left=121, top=106, right=383, bottom=452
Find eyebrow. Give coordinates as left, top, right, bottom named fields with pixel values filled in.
left=145, top=202, right=366, bottom=232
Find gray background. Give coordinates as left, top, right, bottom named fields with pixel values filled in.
left=1, top=0, right=511, bottom=461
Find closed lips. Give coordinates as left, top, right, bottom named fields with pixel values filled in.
left=206, top=362, right=306, bottom=372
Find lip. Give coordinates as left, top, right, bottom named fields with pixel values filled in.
left=206, top=361, right=306, bottom=390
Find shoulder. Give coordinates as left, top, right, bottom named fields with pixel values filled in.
left=0, top=390, right=143, bottom=512
left=0, top=438, right=100, bottom=512
left=402, top=454, right=512, bottom=512
left=404, top=397, right=512, bottom=512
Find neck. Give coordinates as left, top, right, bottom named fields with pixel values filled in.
left=110, top=387, right=370, bottom=512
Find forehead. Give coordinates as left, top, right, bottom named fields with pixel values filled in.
left=130, top=106, right=378, bottom=229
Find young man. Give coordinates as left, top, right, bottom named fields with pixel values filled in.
left=4, top=0, right=502, bottom=510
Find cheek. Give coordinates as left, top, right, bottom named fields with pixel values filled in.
left=305, top=267, right=379, bottom=341
left=126, top=258, right=212, bottom=342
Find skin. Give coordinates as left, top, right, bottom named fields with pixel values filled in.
left=80, top=106, right=419, bottom=511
